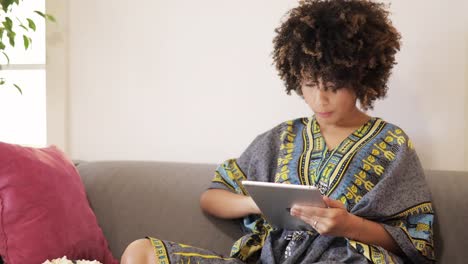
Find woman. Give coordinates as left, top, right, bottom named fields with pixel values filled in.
left=121, top=0, right=435, bottom=263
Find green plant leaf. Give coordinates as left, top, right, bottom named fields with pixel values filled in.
left=34, top=10, right=45, bottom=18
left=46, top=14, right=56, bottom=22
left=34, top=11, right=56, bottom=23
left=23, top=34, right=29, bottom=49
left=16, top=17, right=28, bottom=31
left=13, top=84, right=22, bottom=95
left=3, top=17, right=13, bottom=30
left=1, top=22, right=8, bottom=31
left=2, top=51, right=10, bottom=64
left=0, top=41, right=5, bottom=50
left=0, top=79, right=5, bottom=85
left=1, top=0, right=15, bottom=12
left=26, top=18, right=36, bottom=31
left=7, top=30, right=15, bottom=46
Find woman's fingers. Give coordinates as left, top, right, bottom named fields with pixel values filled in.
left=290, top=199, right=351, bottom=236
left=323, top=196, right=346, bottom=209
left=290, top=206, right=327, bottom=229
left=290, top=205, right=330, bottom=218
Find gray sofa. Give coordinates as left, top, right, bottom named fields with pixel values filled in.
left=76, top=161, right=468, bottom=263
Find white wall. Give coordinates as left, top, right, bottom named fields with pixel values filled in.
left=465, top=12, right=468, bottom=171
left=370, top=0, right=468, bottom=171
left=59, top=0, right=468, bottom=171
left=46, top=0, right=69, bottom=153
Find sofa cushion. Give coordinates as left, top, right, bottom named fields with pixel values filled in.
left=77, top=161, right=244, bottom=258
left=0, top=142, right=117, bottom=264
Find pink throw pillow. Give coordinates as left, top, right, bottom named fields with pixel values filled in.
left=0, top=142, right=118, bottom=264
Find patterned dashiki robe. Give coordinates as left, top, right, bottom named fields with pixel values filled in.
left=148, top=116, right=436, bottom=264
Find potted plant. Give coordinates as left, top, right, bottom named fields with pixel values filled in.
left=0, top=0, right=54, bottom=93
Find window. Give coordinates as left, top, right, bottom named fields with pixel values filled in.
left=0, top=0, right=46, bottom=147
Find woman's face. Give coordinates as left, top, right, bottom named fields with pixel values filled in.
left=301, top=78, right=360, bottom=126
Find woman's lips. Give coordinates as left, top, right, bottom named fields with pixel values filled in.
left=316, top=112, right=333, bottom=118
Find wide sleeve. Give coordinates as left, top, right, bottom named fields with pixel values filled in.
left=209, top=126, right=281, bottom=196
left=349, top=129, right=436, bottom=263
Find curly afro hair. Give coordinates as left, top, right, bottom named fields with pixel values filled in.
left=273, top=0, right=401, bottom=110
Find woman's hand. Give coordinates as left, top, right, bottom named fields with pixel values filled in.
left=291, top=196, right=403, bottom=256
left=290, top=196, right=358, bottom=237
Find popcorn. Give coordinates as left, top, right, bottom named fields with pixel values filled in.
left=42, top=256, right=73, bottom=264
left=76, top=260, right=102, bottom=264
left=76, top=260, right=103, bottom=264
left=42, top=256, right=103, bottom=264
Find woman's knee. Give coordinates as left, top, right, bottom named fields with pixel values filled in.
left=121, top=239, right=155, bottom=264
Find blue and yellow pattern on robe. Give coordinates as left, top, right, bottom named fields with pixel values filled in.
left=212, top=159, right=273, bottom=262
left=147, top=237, right=240, bottom=264
left=210, top=116, right=435, bottom=263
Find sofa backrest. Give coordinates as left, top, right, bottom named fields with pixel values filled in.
left=77, top=161, right=242, bottom=260
left=424, top=170, right=468, bottom=264
left=76, top=161, right=468, bottom=263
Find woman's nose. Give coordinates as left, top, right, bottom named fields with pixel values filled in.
left=315, top=89, right=329, bottom=105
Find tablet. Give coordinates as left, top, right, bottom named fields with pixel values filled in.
left=242, top=180, right=325, bottom=231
